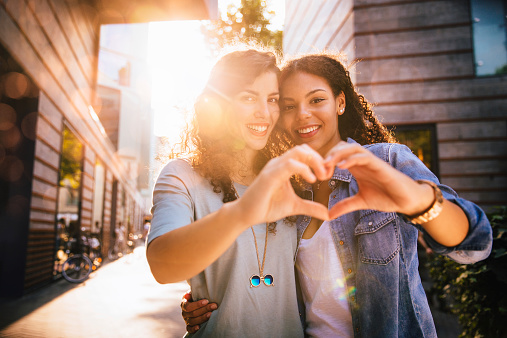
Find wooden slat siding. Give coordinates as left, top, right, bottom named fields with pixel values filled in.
left=48, top=0, right=94, bottom=86
left=2, top=3, right=125, bottom=183
left=354, top=0, right=444, bottom=9
left=64, top=0, right=97, bottom=58
left=101, top=170, right=113, bottom=252
left=355, top=26, right=471, bottom=60
left=283, top=0, right=305, bottom=51
left=438, top=141, right=507, bottom=159
left=27, top=0, right=91, bottom=97
left=358, top=80, right=507, bottom=108
left=305, top=0, right=347, bottom=53
left=442, top=176, right=507, bottom=189
left=356, top=54, right=474, bottom=85
left=38, top=93, right=63, bottom=133
left=293, top=0, right=327, bottom=53
left=284, top=0, right=315, bottom=55
left=24, top=228, right=55, bottom=290
left=438, top=120, right=507, bottom=140
left=354, top=1, right=469, bottom=33
left=33, top=158, right=58, bottom=184
left=31, top=194, right=56, bottom=212
left=36, top=113, right=62, bottom=152
left=315, top=0, right=354, bottom=53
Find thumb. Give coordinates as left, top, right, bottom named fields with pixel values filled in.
left=328, top=195, right=364, bottom=219
left=296, top=199, right=330, bottom=221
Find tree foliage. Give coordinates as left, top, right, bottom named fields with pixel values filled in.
left=202, top=0, right=283, bottom=54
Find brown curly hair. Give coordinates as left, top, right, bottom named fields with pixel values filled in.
left=170, top=48, right=293, bottom=211
left=279, top=52, right=396, bottom=145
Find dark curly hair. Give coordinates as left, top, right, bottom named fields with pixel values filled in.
left=170, top=47, right=293, bottom=214
left=279, top=52, right=395, bottom=145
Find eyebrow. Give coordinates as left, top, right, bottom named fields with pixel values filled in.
left=281, top=89, right=327, bottom=101
left=241, top=89, right=279, bottom=96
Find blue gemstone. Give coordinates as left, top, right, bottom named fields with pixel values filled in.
left=264, top=275, right=273, bottom=286
left=251, top=275, right=261, bottom=287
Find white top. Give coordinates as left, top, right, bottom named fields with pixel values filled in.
left=297, top=220, right=353, bottom=338
left=148, top=159, right=303, bottom=338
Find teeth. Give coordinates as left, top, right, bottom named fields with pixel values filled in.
left=297, top=126, right=319, bottom=134
left=247, top=124, right=268, bottom=132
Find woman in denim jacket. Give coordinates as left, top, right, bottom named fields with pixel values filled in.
left=183, top=52, right=493, bottom=337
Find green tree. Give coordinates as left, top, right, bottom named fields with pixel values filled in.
left=202, top=0, right=283, bottom=53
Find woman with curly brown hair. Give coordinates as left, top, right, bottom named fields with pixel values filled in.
left=146, top=48, right=330, bottom=337
left=183, top=52, right=492, bottom=337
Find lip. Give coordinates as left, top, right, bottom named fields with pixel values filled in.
left=295, top=124, right=320, bottom=138
left=246, top=123, right=270, bottom=137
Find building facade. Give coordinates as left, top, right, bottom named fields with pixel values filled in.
left=0, top=0, right=217, bottom=298
left=283, top=0, right=507, bottom=210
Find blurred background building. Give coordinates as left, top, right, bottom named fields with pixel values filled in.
left=0, top=0, right=217, bottom=298
left=284, top=0, right=507, bottom=212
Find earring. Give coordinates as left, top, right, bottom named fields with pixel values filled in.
left=339, top=108, right=345, bottom=113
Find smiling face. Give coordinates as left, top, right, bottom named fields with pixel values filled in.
left=227, top=71, right=280, bottom=152
left=280, top=72, right=345, bottom=156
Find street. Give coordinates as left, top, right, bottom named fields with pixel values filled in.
left=0, top=246, right=189, bottom=338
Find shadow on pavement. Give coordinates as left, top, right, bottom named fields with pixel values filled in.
left=0, top=277, right=81, bottom=329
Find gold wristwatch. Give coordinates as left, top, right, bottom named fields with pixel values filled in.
left=406, top=180, right=444, bottom=225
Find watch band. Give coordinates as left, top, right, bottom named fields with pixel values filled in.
left=405, top=180, right=444, bottom=225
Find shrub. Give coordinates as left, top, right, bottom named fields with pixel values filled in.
left=427, top=206, right=507, bottom=338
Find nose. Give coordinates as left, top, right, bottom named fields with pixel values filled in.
left=296, top=106, right=311, bottom=121
left=254, top=100, right=270, bottom=119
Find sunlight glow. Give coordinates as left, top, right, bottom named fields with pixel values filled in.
left=148, top=1, right=285, bottom=140
left=148, top=21, right=214, bottom=139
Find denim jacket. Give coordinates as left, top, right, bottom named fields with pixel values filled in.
left=295, top=139, right=493, bottom=337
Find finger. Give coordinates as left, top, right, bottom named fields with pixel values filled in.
left=182, top=298, right=209, bottom=313
left=186, top=311, right=212, bottom=327
left=287, top=145, right=328, bottom=180
left=182, top=291, right=192, bottom=302
left=295, top=199, right=330, bottom=221
left=324, top=143, right=365, bottom=168
left=187, top=325, right=200, bottom=334
left=278, top=158, right=317, bottom=184
left=184, top=303, right=218, bottom=319
left=328, top=195, right=365, bottom=219
left=335, top=153, right=372, bottom=170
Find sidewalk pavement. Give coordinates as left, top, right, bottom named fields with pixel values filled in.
left=0, top=246, right=189, bottom=338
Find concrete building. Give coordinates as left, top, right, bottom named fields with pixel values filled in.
left=0, top=0, right=217, bottom=298
left=283, top=0, right=507, bottom=210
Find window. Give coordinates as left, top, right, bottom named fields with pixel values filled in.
left=390, top=124, right=439, bottom=178
left=54, top=125, right=84, bottom=277
left=470, top=0, right=507, bottom=76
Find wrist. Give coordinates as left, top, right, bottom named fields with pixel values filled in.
left=220, top=198, right=251, bottom=231
left=404, top=180, right=444, bottom=225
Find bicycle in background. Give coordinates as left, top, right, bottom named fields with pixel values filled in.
left=61, top=231, right=102, bottom=283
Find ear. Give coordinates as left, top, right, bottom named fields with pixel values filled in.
left=335, top=92, right=346, bottom=116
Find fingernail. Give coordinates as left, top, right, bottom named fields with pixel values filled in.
left=201, top=299, right=209, bottom=306
left=210, top=304, right=217, bottom=310
left=194, top=326, right=199, bottom=331
left=206, top=312, right=212, bottom=318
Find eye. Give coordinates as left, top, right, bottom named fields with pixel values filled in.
left=268, top=97, right=279, bottom=104
left=283, top=104, right=295, bottom=111
left=241, top=95, right=256, bottom=102
left=310, top=97, right=325, bottom=104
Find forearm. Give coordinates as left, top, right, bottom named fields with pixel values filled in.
left=406, top=182, right=469, bottom=247
left=147, top=200, right=248, bottom=283
left=420, top=198, right=469, bottom=247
